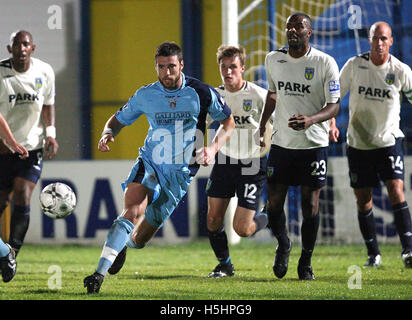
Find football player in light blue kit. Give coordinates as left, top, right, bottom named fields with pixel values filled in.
left=84, top=42, right=235, bottom=294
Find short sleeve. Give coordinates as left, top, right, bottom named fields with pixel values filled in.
left=207, top=87, right=231, bottom=121
left=43, top=64, right=55, bottom=105
left=324, top=56, right=340, bottom=104
left=339, top=58, right=353, bottom=99
left=115, top=89, right=144, bottom=126
left=265, top=53, right=277, bottom=93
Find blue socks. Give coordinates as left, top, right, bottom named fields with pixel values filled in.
left=96, top=217, right=134, bottom=276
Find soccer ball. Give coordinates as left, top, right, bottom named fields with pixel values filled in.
left=40, top=182, right=76, bottom=219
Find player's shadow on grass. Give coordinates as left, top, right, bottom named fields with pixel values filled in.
left=120, top=274, right=209, bottom=281
left=20, top=289, right=61, bottom=295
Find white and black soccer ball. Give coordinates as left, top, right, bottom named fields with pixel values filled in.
left=40, top=182, right=76, bottom=219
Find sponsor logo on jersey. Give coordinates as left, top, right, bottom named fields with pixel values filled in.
left=35, top=77, right=43, bottom=89
left=305, top=67, right=314, bottom=80
left=243, top=99, right=252, bottom=112
left=385, top=73, right=395, bottom=85
left=155, top=111, right=191, bottom=125
left=328, top=80, right=340, bottom=93
left=277, top=81, right=311, bottom=94
left=358, top=86, right=391, bottom=99
left=277, top=59, right=287, bottom=63
left=234, top=115, right=251, bottom=125
left=8, top=93, right=39, bottom=103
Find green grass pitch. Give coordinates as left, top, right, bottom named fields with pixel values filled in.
left=1, top=241, right=411, bottom=300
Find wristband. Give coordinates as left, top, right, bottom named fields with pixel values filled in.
left=45, top=126, right=56, bottom=139
left=102, top=128, right=114, bottom=138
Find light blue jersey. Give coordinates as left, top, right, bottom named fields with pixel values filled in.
left=116, top=73, right=231, bottom=228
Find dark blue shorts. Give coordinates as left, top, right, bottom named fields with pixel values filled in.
left=0, top=149, right=43, bottom=190
left=347, top=138, right=404, bottom=188
left=266, top=144, right=328, bottom=188
left=206, top=153, right=267, bottom=211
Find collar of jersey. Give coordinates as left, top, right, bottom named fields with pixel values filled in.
left=158, top=72, right=187, bottom=93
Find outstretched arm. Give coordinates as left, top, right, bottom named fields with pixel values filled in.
left=98, top=115, right=125, bottom=152
left=196, top=114, right=235, bottom=166
left=0, top=114, right=28, bottom=158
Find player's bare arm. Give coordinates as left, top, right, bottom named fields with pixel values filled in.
left=288, top=100, right=340, bottom=131
left=41, top=104, right=59, bottom=159
left=328, top=117, right=340, bottom=143
left=0, top=115, right=28, bottom=159
left=98, top=115, right=125, bottom=152
left=256, top=91, right=276, bottom=146
left=196, top=114, right=235, bottom=166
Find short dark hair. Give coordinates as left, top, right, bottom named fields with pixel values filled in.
left=216, top=45, right=246, bottom=66
left=155, top=41, right=183, bottom=62
left=9, top=30, right=33, bottom=45
left=288, top=12, right=312, bottom=30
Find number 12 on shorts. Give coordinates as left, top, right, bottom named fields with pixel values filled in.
left=244, top=184, right=257, bottom=200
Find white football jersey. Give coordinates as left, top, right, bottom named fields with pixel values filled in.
left=0, top=57, right=55, bottom=151
left=265, top=46, right=340, bottom=149
left=340, top=53, right=412, bottom=150
left=215, top=81, right=270, bottom=159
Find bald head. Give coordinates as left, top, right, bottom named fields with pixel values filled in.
left=368, top=21, right=393, bottom=66
left=369, top=22, right=392, bottom=41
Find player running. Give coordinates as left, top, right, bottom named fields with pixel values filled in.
left=0, top=113, right=28, bottom=282
left=0, top=30, right=58, bottom=261
left=257, top=13, right=340, bottom=280
left=330, top=22, right=412, bottom=268
left=206, top=45, right=271, bottom=278
left=84, top=42, right=235, bottom=294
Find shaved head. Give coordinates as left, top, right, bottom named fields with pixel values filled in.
left=368, top=21, right=393, bottom=65
left=369, top=22, right=392, bottom=40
